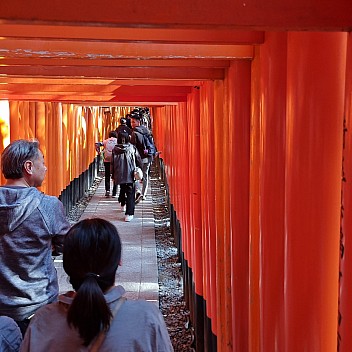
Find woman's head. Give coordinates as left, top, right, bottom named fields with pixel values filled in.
left=117, top=131, right=129, bottom=144
left=63, top=218, right=122, bottom=346
left=63, top=218, right=121, bottom=290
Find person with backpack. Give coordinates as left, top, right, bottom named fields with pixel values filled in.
left=96, top=131, right=117, bottom=197
left=130, top=113, right=156, bottom=203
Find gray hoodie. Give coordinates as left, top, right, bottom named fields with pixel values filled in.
left=111, top=143, right=142, bottom=185
left=0, top=186, right=71, bottom=321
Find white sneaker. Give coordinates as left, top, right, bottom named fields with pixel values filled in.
left=124, top=215, right=133, bottom=222
left=135, top=193, right=143, bottom=204
left=121, top=205, right=126, bottom=212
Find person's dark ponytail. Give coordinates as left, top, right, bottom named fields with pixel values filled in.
left=67, top=275, right=112, bottom=346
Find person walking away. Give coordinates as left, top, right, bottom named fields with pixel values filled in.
left=96, top=131, right=117, bottom=197
left=130, top=113, right=156, bottom=203
left=111, top=132, right=142, bottom=222
left=20, top=218, right=174, bottom=352
left=115, top=117, right=132, bottom=137
left=124, top=113, right=133, bottom=129
left=114, top=118, right=133, bottom=201
left=0, top=139, right=71, bottom=336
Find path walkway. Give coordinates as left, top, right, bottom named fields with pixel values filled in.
left=54, top=177, right=159, bottom=305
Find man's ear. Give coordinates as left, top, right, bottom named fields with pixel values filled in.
left=23, top=160, right=33, bottom=175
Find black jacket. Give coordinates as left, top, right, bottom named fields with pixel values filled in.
left=131, top=125, right=153, bottom=159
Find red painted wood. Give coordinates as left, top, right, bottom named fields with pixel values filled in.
left=285, top=32, right=346, bottom=351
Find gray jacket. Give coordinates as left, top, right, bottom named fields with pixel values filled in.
left=111, top=143, right=142, bottom=185
left=20, top=286, right=174, bottom=352
left=0, top=186, right=71, bottom=321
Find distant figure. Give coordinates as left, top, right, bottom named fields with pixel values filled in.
left=0, top=316, right=22, bottom=352
left=130, top=113, right=156, bottom=203
left=124, top=113, right=132, bottom=129
left=111, top=132, right=142, bottom=222
left=115, top=117, right=132, bottom=138
left=96, top=131, right=118, bottom=197
left=0, top=139, right=71, bottom=336
left=20, top=218, right=174, bottom=351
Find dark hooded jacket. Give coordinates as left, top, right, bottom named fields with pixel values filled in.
left=0, top=186, right=71, bottom=321
left=131, top=125, right=153, bottom=160
left=111, top=143, right=142, bottom=185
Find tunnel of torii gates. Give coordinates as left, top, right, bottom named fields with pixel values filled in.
left=1, top=1, right=352, bottom=351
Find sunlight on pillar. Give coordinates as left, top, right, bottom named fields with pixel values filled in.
left=97, top=107, right=103, bottom=141
left=81, top=107, right=87, bottom=149
left=0, top=100, right=10, bottom=150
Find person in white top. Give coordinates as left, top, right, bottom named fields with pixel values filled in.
left=96, top=131, right=118, bottom=197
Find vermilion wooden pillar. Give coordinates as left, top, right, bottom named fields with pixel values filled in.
left=214, top=78, right=233, bottom=351
left=28, top=102, right=36, bottom=139
left=227, top=59, right=251, bottom=352
left=199, top=81, right=218, bottom=344
left=45, top=102, right=56, bottom=195
left=15, top=101, right=28, bottom=139
left=188, top=90, right=202, bottom=291
left=0, top=101, right=10, bottom=185
left=35, top=102, right=47, bottom=193
left=18, top=102, right=28, bottom=138
left=339, top=32, right=352, bottom=352
left=62, top=104, right=69, bottom=188
left=285, top=32, right=346, bottom=352
left=188, top=88, right=205, bottom=351
left=258, top=32, right=287, bottom=352
left=176, top=103, right=191, bottom=270
left=249, top=45, right=261, bottom=352
left=9, top=101, right=20, bottom=140
left=81, top=108, right=89, bottom=177
left=67, top=104, right=75, bottom=180
left=86, top=107, right=94, bottom=177
left=55, top=103, right=64, bottom=194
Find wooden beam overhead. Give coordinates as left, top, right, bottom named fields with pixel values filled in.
left=0, top=93, right=187, bottom=104
left=0, top=84, right=120, bottom=93
left=0, top=66, right=224, bottom=80
left=0, top=24, right=264, bottom=45
left=0, top=58, right=231, bottom=68
left=0, top=0, right=350, bottom=31
left=0, top=84, right=192, bottom=95
left=0, top=77, right=202, bottom=86
left=0, top=39, right=253, bottom=60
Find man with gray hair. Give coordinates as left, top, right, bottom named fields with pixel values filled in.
left=0, top=139, right=71, bottom=336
